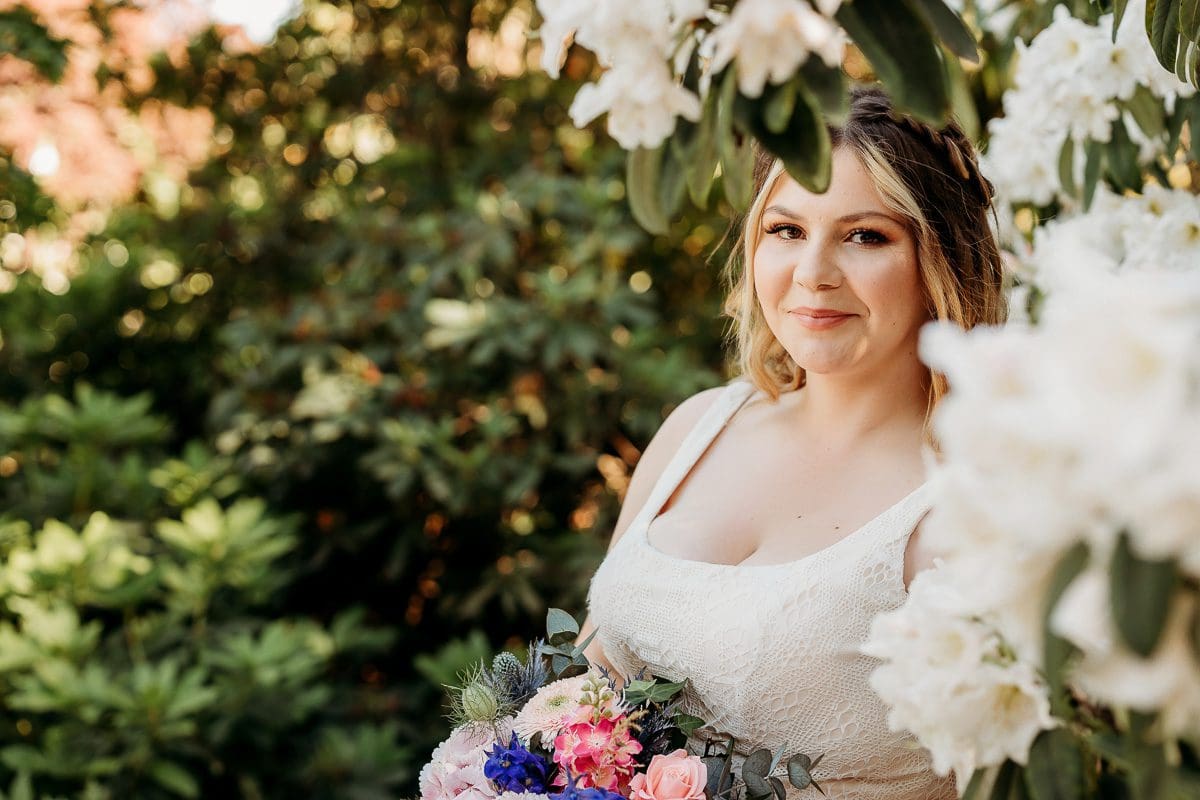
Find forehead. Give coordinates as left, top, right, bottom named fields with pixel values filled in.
left=762, top=147, right=889, bottom=215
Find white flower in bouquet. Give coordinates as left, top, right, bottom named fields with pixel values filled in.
left=512, top=672, right=592, bottom=743
left=708, top=0, right=844, bottom=98
left=420, top=718, right=515, bottom=800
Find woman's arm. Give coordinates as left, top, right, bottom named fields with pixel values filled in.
left=902, top=512, right=936, bottom=591
left=576, top=386, right=726, bottom=678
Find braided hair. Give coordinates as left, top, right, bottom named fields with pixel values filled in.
left=723, top=85, right=1008, bottom=439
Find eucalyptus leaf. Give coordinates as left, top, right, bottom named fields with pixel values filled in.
left=1024, top=729, right=1085, bottom=800
left=836, top=0, right=950, bottom=124
left=902, top=0, right=980, bottom=63
left=743, top=748, right=773, bottom=778
left=768, top=776, right=786, bottom=800
left=570, top=627, right=598, bottom=659
left=546, top=608, right=579, bottom=640
left=787, top=754, right=813, bottom=790
left=1110, top=530, right=1179, bottom=657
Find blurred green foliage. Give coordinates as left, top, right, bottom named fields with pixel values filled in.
left=0, top=0, right=729, bottom=796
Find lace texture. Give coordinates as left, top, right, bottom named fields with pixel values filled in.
left=587, top=379, right=955, bottom=800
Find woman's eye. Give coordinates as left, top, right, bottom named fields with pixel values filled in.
left=848, top=228, right=887, bottom=245
left=766, top=223, right=803, bottom=240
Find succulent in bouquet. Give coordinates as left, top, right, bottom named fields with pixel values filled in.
left=420, top=610, right=825, bottom=800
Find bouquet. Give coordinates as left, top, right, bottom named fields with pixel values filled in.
left=420, top=610, right=825, bottom=800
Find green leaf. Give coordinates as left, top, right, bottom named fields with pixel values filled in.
left=1025, top=729, right=1085, bottom=800
left=836, top=0, right=950, bottom=123
left=547, top=609, right=578, bottom=642
left=743, top=748, right=772, bottom=778
left=962, top=768, right=991, bottom=800
left=764, top=80, right=797, bottom=135
left=902, top=0, right=980, bottom=63
left=657, top=143, right=688, bottom=223
left=675, top=713, right=705, bottom=736
left=1190, top=594, right=1200, bottom=666
left=148, top=759, right=200, bottom=798
left=1113, top=0, right=1131, bottom=41
left=0, top=9, right=68, bottom=82
left=787, top=754, right=814, bottom=790
left=1147, top=0, right=1182, bottom=71
left=1110, top=530, right=1179, bottom=657
left=737, top=85, right=831, bottom=193
left=717, top=69, right=755, bottom=211
left=1126, top=84, right=1166, bottom=138
left=1082, top=139, right=1105, bottom=210
left=685, top=87, right=721, bottom=207
left=990, top=761, right=1021, bottom=800
left=1043, top=541, right=1088, bottom=716
left=1180, top=0, right=1200, bottom=44
left=626, top=147, right=670, bottom=235
left=798, top=59, right=849, bottom=125
left=1107, top=119, right=1142, bottom=190
left=1057, top=138, right=1077, bottom=201
left=768, top=776, right=786, bottom=800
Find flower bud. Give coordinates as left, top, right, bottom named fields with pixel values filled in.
left=461, top=681, right=501, bottom=722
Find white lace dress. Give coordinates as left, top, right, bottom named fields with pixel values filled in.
left=586, top=379, right=955, bottom=800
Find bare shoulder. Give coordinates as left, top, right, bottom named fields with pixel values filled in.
left=902, top=511, right=936, bottom=590
left=606, top=384, right=728, bottom=548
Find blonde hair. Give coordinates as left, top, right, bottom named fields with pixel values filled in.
left=721, top=86, right=1007, bottom=442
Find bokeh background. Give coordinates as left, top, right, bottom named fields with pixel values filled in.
left=0, top=0, right=1163, bottom=797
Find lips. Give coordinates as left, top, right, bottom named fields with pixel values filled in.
left=787, top=307, right=855, bottom=330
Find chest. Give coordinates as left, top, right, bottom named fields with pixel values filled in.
left=644, top=438, right=926, bottom=568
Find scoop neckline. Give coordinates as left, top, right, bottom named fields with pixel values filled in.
left=636, top=480, right=931, bottom=571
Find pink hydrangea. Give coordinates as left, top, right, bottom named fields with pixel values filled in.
left=420, top=719, right=514, bottom=800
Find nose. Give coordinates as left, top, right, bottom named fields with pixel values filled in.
left=791, top=236, right=842, bottom=291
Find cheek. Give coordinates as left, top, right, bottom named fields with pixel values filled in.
left=751, top=244, right=790, bottom=309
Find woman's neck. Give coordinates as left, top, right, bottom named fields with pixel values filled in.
left=787, top=355, right=931, bottom=451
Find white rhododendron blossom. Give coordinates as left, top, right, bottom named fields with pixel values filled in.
left=865, top=268, right=1200, bottom=775
left=569, top=58, right=702, bottom=149
left=1024, top=185, right=1200, bottom=294
left=982, top=0, right=1193, bottom=210
left=708, top=0, right=845, bottom=97
left=535, top=0, right=848, bottom=147
left=863, top=569, right=1054, bottom=784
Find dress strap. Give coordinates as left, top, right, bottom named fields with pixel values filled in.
left=629, top=379, right=759, bottom=533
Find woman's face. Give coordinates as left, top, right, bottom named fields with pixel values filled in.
left=752, top=147, right=928, bottom=380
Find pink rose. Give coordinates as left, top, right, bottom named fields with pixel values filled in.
left=629, top=750, right=706, bottom=800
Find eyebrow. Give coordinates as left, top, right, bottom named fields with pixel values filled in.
left=763, top=206, right=905, bottom=226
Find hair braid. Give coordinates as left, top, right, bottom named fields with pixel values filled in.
left=888, top=112, right=995, bottom=208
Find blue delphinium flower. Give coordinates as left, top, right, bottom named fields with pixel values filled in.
left=548, top=772, right=625, bottom=800
left=485, top=733, right=552, bottom=793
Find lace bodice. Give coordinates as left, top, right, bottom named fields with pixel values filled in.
left=586, top=378, right=955, bottom=800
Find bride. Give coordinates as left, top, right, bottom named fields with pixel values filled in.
left=578, top=86, right=1006, bottom=799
